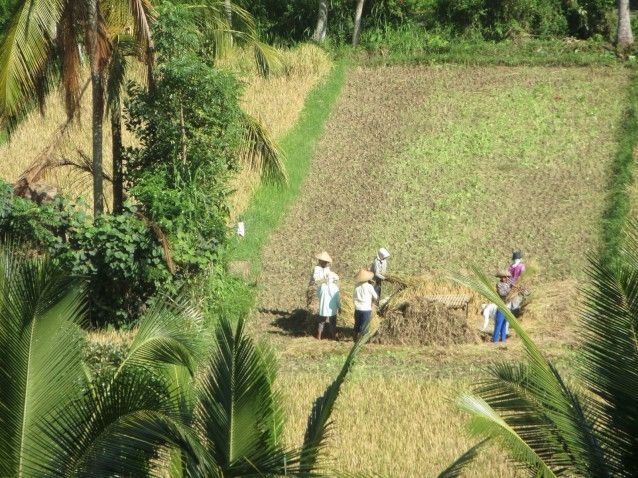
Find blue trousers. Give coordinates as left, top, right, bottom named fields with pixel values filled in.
left=354, top=309, right=371, bottom=335
left=492, top=309, right=507, bottom=343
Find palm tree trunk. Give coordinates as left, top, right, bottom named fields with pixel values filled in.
left=352, top=0, right=365, bottom=47
left=89, top=0, right=104, bottom=216
left=224, top=0, right=232, bottom=27
left=312, top=0, right=328, bottom=43
left=617, top=0, right=634, bottom=53
left=111, top=98, right=123, bottom=214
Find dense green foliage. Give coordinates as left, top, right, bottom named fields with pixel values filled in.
left=241, top=0, right=616, bottom=45
left=0, top=6, right=251, bottom=326
left=0, top=243, right=365, bottom=476
left=0, top=185, right=173, bottom=325
left=126, top=8, right=244, bottom=276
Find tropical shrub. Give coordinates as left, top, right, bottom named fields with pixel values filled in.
left=0, top=182, right=175, bottom=325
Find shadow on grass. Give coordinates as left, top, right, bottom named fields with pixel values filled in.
left=259, top=307, right=356, bottom=341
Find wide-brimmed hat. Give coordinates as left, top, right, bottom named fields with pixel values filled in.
left=496, top=270, right=512, bottom=278
left=378, top=247, right=390, bottom=259
left=315, top=251, right=332, bottom=263
left=355, top=269, right=374, bottom=283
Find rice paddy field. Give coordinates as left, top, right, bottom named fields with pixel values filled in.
left=247, top=64, right=631, bottom=476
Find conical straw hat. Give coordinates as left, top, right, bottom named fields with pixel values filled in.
left=315, top=251, right=332, bottom=263
left=355, top=269, right=374, bottom=283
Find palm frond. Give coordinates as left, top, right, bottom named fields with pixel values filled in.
left=437, top=439, right=489, bottom=478
left=37, top=371, right=207, bottom=477
left=239, top=112, right=287, bottom=184
left=191, top=318, right=296, bottom=476
left=0, top=244, right=86, bottom=476
left=578, top=232, right=638, bottom=474
left=0, top=0, right=64, bottom=125
left=114, top=299, right=205, bottom=379
left=458, top=395, right=557, bottom=478
left=301, top=334, right=369, bottom=472
left=106, top=36, right=128, bottom=114
left=452, top=269, right=610, bottom=476
left=58, top=1, right=82, bottom=121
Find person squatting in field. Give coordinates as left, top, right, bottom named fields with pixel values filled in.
left=493, top=270, right=512, bottom=343
left=509, top=250, right=526, bottom=285
left=370, top=247, right=390, bottom=298
left=310, top=251, right=340, bottom=340
left=353, top=269, right=378, bottom=340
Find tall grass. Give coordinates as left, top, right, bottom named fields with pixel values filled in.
left=228, top=60, right=348, bottom=274
left=602, top=68, right=638, bottom=264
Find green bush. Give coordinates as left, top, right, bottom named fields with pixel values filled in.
left=0, top=183, right=174, bottom=326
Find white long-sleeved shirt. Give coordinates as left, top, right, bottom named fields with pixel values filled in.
left=353, top=282, right=378, bottom=311
left=481, top=303, right=497, bottom=331
left=371, top=257, right=387, bottom=281
left=311, top=265, right=331, bottom=284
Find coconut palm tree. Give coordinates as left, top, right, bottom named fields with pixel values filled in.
left=1, top=0, right=284, bottom=217
left=442, top=227, right=638, bottom=476
left=0, top=0, right=152, bottom=216
left=0, top=243, right=364, bottom=476
left=0, top=241, right=205, bottom=476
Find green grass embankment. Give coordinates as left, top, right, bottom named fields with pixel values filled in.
left=215, top=60, right=348, bottom=320
left=601, top=68, right=638, bottom=265
left=230, top=60, right=348, bottom=271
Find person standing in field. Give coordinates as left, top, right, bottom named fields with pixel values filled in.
left=508, top=250, right=526, bottom=285
left=307, top=251, right=334, bottom=315
left=353, top=269, right=378, bottom=340
left=493, top=270, right=512, bottom=344
left=370, top=247, right=390, bottom=298
left=316, top=271, right=340, bottom=340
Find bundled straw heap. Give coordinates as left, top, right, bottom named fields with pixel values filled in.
left=376, top=273, right=479, bottom=346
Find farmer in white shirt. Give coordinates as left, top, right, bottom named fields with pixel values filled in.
left=480, top=303, right=497, bottom=332
left=311, top=251, right=333, bottom=285
left=353, top=269, right=378, bottom=340
left=316, top=271, right=340, bottom=340
left=370, top=247, right=390, bottom=297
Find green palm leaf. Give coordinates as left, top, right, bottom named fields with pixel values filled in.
left=458, top=395, right=557, bottom=477
left=451, top=269, right=609, bottom=476
left=38, top=371, right=206, bottom=477
left=0, top=0, right=64, bottom=124
left=300, top=334, right=368, bottom=472
left=188, top=318, right=295, bottom=476
left=239, top=112, right=287, bottom=184
left=578, top=229, right=638, bottom=474
left=0, top=244, right=86, bottom=477
left=114, top=299, right=205, bottom=379
left=437, top=439, right=488, bottom=478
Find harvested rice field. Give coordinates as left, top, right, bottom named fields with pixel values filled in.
left=249, top=64, right=630, bottom=476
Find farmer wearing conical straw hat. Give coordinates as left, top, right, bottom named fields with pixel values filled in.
left=353, top=269, right=377, bottom=340
left=316, top=272, right=340, bottom=340
left=493, top=270, right=512, bottom=344
left=311, top=251, right=333, bottom=285
left=370, top=247, right=390, bottom=298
